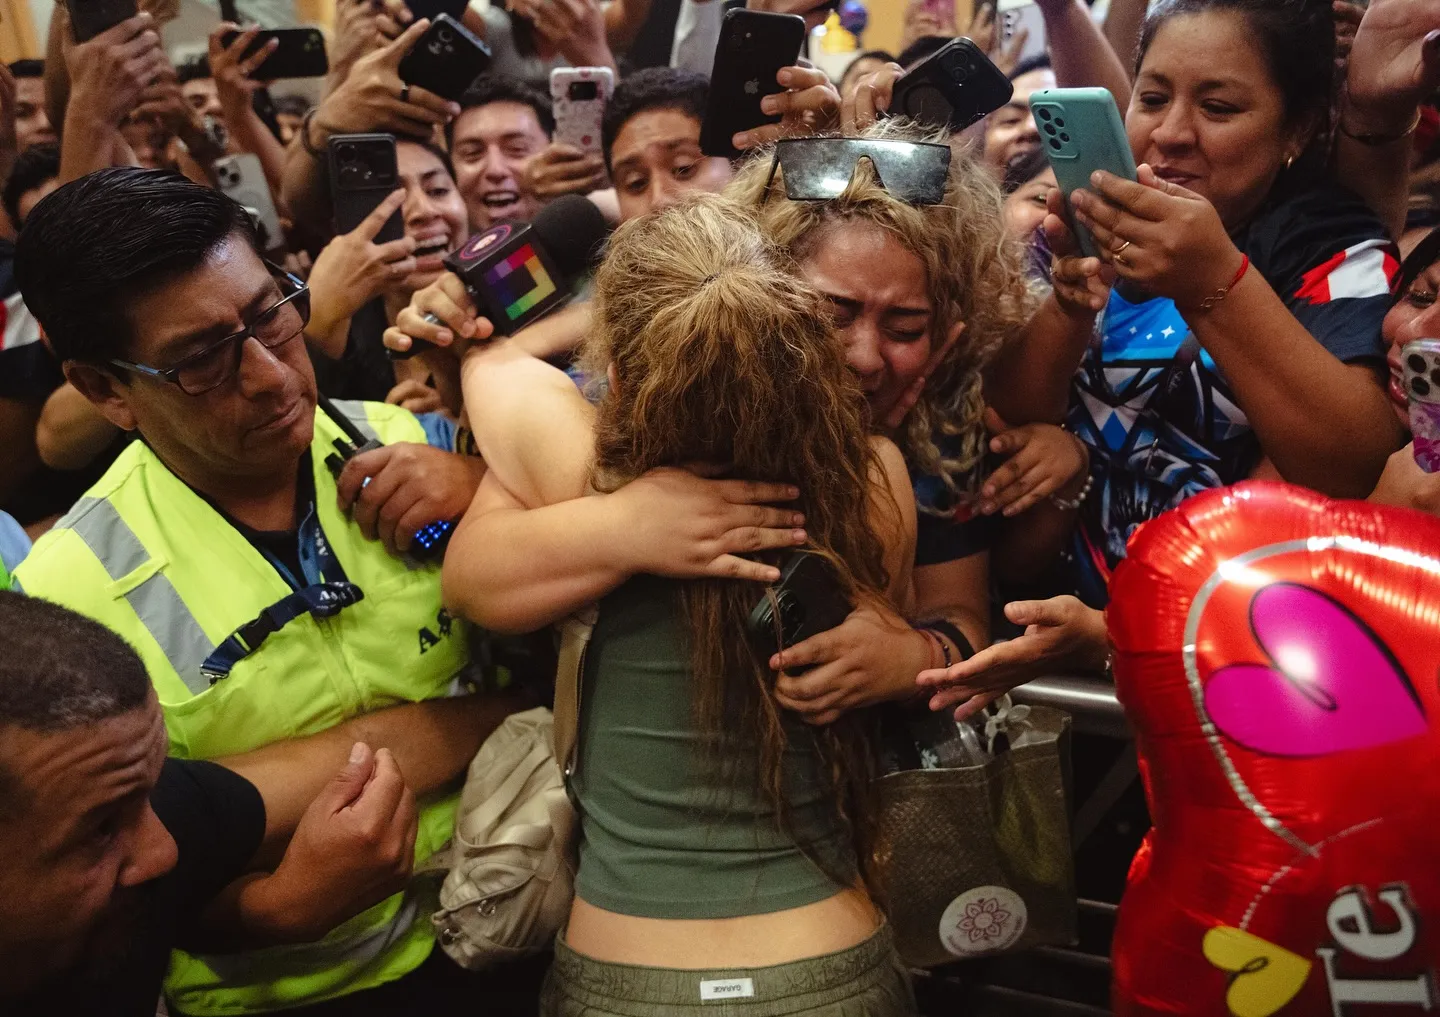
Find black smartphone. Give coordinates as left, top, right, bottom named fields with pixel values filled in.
left=746, top=551, right=854, bottom=667
left=328, top=134, right=404, bottom=242
left=68, top=0, right=138, bottom=42
left=889, top=37, right=1013, bottom=133
left=398, top=14, right=493, bottom=103
left=219, top=27, right=329, bottom=79
left=404, top=0, right=471, bottom=24
left=699, top=9, right=806, bottom=159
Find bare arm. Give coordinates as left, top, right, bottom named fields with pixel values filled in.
left=218, top=693, right=522, bottom=859
left=0, top=397, right=42, bottom=506
left=36, top=383, right=119, bottom=471
left=1036, top=0, right=1132, bottom=109
left=1101, top=0, right=1147, bottom=70
left=985, top=295, right=1096, bottom=426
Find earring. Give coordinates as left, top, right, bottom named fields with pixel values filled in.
left=1285, top=153, right=1296, bottom=170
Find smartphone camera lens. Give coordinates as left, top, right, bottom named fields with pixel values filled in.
left=1054, top=117, right=1066, bottom=129
left=1043, top=122, right=1056, bottom=136
left=1413, top=377, right=1432, bottom=398
left=1060, top=132, right=1070, bottom=142
left=568, top=80, right=599, bottom=101
left=438, top=26, right=453, bottom=42
left=1037, top=107, right=1052, bottom=121
left=1049, top=137, right=1062, bottom=151
left=1410, top=353, right=1428, bottom=374
left=1431, top=367, right=1440, bottom=387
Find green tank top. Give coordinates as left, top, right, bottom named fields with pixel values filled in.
left=570, top=574, right=858, bottom=920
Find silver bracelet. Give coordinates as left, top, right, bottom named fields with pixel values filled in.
left=1049, top=472, right=1094, bottom=512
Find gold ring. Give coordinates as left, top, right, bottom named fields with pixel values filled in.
left=1114, top=239, right=1132, bottom=257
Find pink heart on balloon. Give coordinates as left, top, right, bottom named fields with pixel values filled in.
left=1203, top=583, right=1427, bottom=757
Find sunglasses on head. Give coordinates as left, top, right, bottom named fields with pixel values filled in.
left=764, top=138, right=953, bottom=206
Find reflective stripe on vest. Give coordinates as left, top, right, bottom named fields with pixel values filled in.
left=190, top=889, right=421, bottom=988
left=67, top=496, right=215, bottom=695
left=329, top=399, right=380, bottom=444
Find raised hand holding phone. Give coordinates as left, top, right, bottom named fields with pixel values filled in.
left=699, top=9, right=806, bottom=158
left=1402, top=339, right=1440, bottom=472
left=1031, top=87, right=1137, bottom=259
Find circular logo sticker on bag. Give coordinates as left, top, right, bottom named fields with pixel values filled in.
left=939, top=886, right=1028, bottom=957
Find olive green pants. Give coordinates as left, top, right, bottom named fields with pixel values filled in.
left=539, top=924, right=917, bottom=1017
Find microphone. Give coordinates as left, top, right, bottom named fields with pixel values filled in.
left=444, top=194, right=611, bottom=337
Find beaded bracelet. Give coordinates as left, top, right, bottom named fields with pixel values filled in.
left=1050, top=472, right=1094, bottom=512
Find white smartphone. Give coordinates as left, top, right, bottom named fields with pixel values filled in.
left=213, top=153, right=285, bottom=254
left=1402, top=339, right=1440, bottom=473
left=550, top=67, right=615, bottom=156
left=998, top=0, right=1047, bottom=65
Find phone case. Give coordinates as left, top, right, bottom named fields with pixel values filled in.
left=69, top=0, right=138, bottom=42
left=215, top=153, right=285, bottom=253
left=403, top=0, right=471, bottom=26
left=746, top=551, right=854, bottom=665
left=1030, top=87, right=1138, bottom=259
left=397, top=14, right=492, bottom=103
left=220, top=28, right=328, bottom=79
left=890, top=37, right=1012, bottom=133
left=328, top=134, right=405, bottom=243
left=550, top=67, right=614, bottom=156
left=699, top=9, right=806, bottom=159
left=1402, top=340, right=1440, bottom=473
left=999, top=0, right=1047, bottom=64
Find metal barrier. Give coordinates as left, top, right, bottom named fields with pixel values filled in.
left=916, top=676, right=1142, bottom=1017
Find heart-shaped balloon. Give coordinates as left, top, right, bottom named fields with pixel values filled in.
left=1107, top=482, right=1440, bottom=1016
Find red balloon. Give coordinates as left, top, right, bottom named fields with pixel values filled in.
left=1108, top=481, right=1440, bottom=1017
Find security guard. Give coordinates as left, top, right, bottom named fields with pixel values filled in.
left=12, top=168, right=519, bottom=1013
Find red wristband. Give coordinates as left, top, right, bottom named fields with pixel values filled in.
left=1194, top=255, right=1250, bottom=312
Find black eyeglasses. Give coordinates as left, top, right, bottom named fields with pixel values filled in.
left=109, top=261, right=311, bottom=396
left=765, top=138, right=953, bottom=206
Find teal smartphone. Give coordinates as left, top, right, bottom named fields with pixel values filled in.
left=1029, top=87, right=1138, bottom=259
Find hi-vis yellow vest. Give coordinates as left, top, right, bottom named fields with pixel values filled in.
left=15, top=401, right=468, bottom=1016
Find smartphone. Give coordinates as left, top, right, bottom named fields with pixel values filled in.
left=68, top=0, right=138, bottom=42
left=219, top=27, right=328, bottom=79
left=398, top=14, right=493, bottom=103
left=214, top=153, right=285, bottom=253
left=1030, top=87, right=1138, bottom=259
left=550, top=67, right=614, bottom=156
left=746, top=551, right=854, bottom=667
left=328, top=134, right=404, bottom=243
left=1402, top=339, right=1440, bottom=472
left=890, top=37, right=1013, bottom=133
left=699, top=8, right=806, bottom=159
left=999, top=0, right=1047, bottom=64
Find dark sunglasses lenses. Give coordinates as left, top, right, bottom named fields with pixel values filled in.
left=774, top=140, right=951, bottom=205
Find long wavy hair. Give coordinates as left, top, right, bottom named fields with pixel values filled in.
left=581, top=194, right=890, bottom=885
left=728, top=119, right=1036, bottom=511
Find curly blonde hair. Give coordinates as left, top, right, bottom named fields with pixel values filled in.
left=727, top=119, right=1037, bottom=509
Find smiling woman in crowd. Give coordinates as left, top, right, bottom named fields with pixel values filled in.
left=305, top=139, right=470, bottom=416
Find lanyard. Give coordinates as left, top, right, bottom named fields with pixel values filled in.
left=200, top=496, right=364, bottom=684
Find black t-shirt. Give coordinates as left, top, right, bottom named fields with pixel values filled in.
left=310, top=298, right=396, bottom=403
left=8, top=759, right=265, bottom=1017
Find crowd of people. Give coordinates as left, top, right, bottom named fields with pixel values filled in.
left=1, top=0, right=1439, bottom=1012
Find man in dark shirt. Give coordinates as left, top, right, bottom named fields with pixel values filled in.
left=0, top=591, right=421, bottom=1015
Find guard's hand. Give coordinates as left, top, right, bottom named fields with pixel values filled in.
left=261, top=743, right=418, bottom=942
left=337, top=443, right=483, bottom=555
